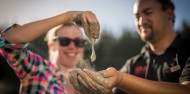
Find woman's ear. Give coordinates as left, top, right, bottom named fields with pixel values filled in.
left=48, top=42, right=57, bottom=51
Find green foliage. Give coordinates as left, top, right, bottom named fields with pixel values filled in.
left=178, top=21, right=190, bottom=38
left=93, top=30, right=144, bottom=70
left=28, top=34, right=48, bottom=59
left=94, top=30, right=118, bottom=70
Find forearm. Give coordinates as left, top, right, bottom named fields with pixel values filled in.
left=2, top=11, right=81, bottom=43
left=117, top=72, right=190, bottom=94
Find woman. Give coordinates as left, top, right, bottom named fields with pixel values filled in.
left=0, top=11, right=99, bottom=94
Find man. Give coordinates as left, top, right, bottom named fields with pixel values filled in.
left=69, top=0, right=190, bottom=94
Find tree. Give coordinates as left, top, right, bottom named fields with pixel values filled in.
left=179, top=21, right=190, bottom=38
left=94, top=29, right=144, bottom=71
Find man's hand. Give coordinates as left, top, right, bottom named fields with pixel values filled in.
left=68, top=68, right=98, bottom=94
left=68, top=67, right=121, bottom=94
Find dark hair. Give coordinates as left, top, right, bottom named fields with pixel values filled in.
left=156, top=0, right=175, bottom=24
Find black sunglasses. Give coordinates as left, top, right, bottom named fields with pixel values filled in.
left=54, top=37, right=87, bottom=48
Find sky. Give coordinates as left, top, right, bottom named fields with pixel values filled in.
left=0, top=0, right=190, bottom=38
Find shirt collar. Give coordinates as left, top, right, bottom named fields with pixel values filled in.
left=140, top=34, right=183, bottom=55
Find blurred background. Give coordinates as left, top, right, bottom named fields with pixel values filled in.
left=0, top=0, right=190, bottom=93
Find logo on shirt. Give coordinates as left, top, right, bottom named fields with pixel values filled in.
left=134, top=65, right=147, bottom=74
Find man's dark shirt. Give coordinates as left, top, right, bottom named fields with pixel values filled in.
left=114, top=35, right=190, bottom=94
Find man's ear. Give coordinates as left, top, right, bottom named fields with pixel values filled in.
left=167, top=8, right=174, bottom=22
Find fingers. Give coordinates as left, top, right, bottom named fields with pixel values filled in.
left=89, top=22, right=100, bottom=39
left=78, top=74, right=98, bottom=91
left=68, top=69, right=81, bottom=91
left=83, top=68, right=120, bottom=93
left=70, top=68, right=113, bottom=94
left=84, top=69, right=107, bottom=85
left=74, top=13, right=83, bottom=27
left=78, top=74, right=108, bottom=93
left=68, top=68, right=92, bottom=93
left=83, top=11, right=100, bottom=39
left=72, top=68, right=107, bottom=93
left=83, top=69, right=110, bottom=93
left=84, top=11, right=99, bottom=24
left=74, top=11, right=100, bottom=39
left=77, top=68, right=99, bottom=91
left=97, top=67, right=117, bottom=78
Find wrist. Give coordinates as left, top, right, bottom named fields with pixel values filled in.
left=116, top=71, right=122, bottom=87
left=66, top=11, right=83, bottom=22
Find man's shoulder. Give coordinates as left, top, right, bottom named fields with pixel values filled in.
left=120, top=51, right=147, bottom=72
left=172, top=34, right=190, bottom=51
left=125, top=49, right=146, bottom=65
left=179, top=36, right=190, bottom=50
left=182, top=37, right=190, bottom=44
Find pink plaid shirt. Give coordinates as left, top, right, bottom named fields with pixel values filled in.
left=0, top=24, right=68, bottom=94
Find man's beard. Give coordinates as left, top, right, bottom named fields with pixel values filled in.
left=139, top=24, right=154, bottom=42
left=141, top=30, right=154, bottom=43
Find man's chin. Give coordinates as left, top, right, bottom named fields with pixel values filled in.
left=141, top=35, right=151, bottom=42
left=140, top=31, right=153, bottom=41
